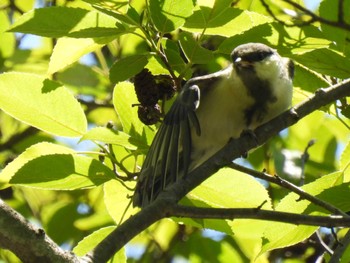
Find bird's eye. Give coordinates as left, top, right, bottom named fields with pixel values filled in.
left=244, top=51, right=272, bottom=62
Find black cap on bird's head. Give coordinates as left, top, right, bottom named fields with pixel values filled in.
left=231, top=43, right=276, bottom=69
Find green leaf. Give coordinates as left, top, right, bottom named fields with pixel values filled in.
left=162, top=38, right=189, bottom=77
left=74, top=227, right=117, bottom=256
left=85, top=0, right=140, bottom=26
left=260, top=171, right=344, bottom=255
left=74, top=212, right=113, bottom=231
left=218, top=23, right=330, bottom=57
left=291, top=48, right=350, bottom=79
left=181, top=168, right=271, bottom=237
left=0, top=142, right=74, bottom=189
left=9, top=153, right=115, bottom=190
left=319, top=0, right=350, bottom=56
left=83, top=0, right=129, bottom=14
left=56, top=64, right=101, bottom=93
left=43, top=202, right=83, bottom=244
left=0, top=72, right=87, bottom=137
left=8, top=6, right=123, bottom=38
left=190, top=168, right=271, bottom=209
left=74, top=226, right=128, bottom=259
left=179, top=31, right=214, bottom=64
left=183, top=0, right=271, bottom=37
left=149, top=0, right=194, bottom=33
left=292, top=64, right=329, bottom=93
left=177, top=198, right=234, bottom=235
left=113, top=81, right=146, bottom=136
left=146, top=56, right=171, bottom=75
left=104, top=179, right=138, bottom=224
left=0, top=11, right=16, bottom=58
left=80, top=126, right=137, bottom=150
left=49, top=37, right=111, bottom=74
left=340, top=141, right=350, bottom=181
left=109, top=54, right=148, bottom=83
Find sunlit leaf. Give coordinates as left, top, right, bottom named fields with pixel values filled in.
left=49, top=37, right=113, bottom=74
left=0, top=73, right=87, bottom=137
left=291, top=49, right=350, bottom=79
left=83, top=0, right=129, bottom=14
left=8, top=6, right=123, bottom=38
left=340, top=141, right=350, bottom=181
left=183, top=1, right=271, bottom=37
left=319, top=0, right=350, bottom=56
left=189, top=168, right=271, bottom=209
left=180, top=168, right=271, bottom=237
left=81, top=126, right=138, bottom=150
left=73, top=226, right=128, bottom=261
left=113, top=81, right=149, bottom=136
left=0, top=142, right=74, bottom=189
left=9, top=153, right=115, bottom=190
left=0, top=11, right=15, bottom=58
left=104, top=179, right=137, bottom=224
left=179, top=31, right=214, bottom=64
left=149, top=0, right=194, bottom=33
left=260, top=171, right=344, bottom=255
left=73, top=226, right=116, bottom=256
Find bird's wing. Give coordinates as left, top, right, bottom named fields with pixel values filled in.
left=133, top=84, right=201, bottom=207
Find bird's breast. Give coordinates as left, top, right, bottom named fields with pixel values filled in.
left=190, top=75, right=254, bottom=169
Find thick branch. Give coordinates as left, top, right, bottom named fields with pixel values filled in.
left=86, top=79, right=350, bottom=262
left=84, top=198, right=170, bottom=263
left=0, top=199, right=79, bottom=263
left=168, top=205, right=350, bottom=228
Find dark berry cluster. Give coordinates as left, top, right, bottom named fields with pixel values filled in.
left=133, top=69, right=175, bottom=125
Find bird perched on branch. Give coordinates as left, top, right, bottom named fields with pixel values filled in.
left=133, top=43, right=294, bottom=207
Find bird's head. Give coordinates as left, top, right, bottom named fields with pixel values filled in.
left=231, top=42, right=293, bottom=82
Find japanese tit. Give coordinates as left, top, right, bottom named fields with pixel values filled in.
left=133, top=43, right=294, bottom=207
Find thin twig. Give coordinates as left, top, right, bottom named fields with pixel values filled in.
left=168, top=204, right=350, bottom=228
left=300, top=139, right=316, bottom=186
left=260, top=0, right=350, bottom=31
left=315, top=230, right=334, bottom=255
left=281, top=0, right=350, bottom=31
left=228, top=162, right=349, bottom=217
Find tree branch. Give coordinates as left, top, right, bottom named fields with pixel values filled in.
left=261, top=0, right=350, bottom=31
left=329, top=229, right=350, bottom=263
left=0, top=199, right=80, bottom=263
left=167, top=205, right=350, bottom=228
left=85, top=79, right=350, bottom=262
left=227, top=163, right=349, bottom=217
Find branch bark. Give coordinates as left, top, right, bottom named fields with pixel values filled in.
left=0, top=199, right=80, bottom=263
left=84, top=80, right=350, bottom=262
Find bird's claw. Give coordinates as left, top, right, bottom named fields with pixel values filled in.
left=241, top=129, right=259, bottom=145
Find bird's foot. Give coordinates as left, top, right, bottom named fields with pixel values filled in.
left=241, top=128, right=259, bottom=145
left=239, top=129, right=259, bottom=158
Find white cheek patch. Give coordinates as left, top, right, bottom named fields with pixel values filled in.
left=254, top=54, right=281, bottom=80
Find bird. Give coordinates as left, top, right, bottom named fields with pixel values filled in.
left=133, top=43, right=294, bottom=207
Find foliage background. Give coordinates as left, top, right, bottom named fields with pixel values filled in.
left=0, top=0, right=350, bottom=262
